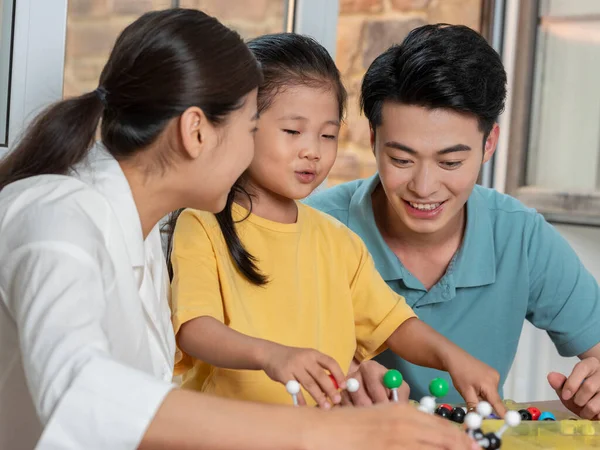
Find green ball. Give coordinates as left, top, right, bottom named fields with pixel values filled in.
left=429, top=378, right=449, bottom=398
left=383, top=370, right=403, bottom=389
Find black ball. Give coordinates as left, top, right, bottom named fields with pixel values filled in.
left=473, top=428, right=485, bottom=441
left=484, top=433, right=501, bottom=450
left=435, top=406, right=452, bottom=419
left=519, top=409, right=533, bottom=421
left=450, top=407, right=466, bottom=424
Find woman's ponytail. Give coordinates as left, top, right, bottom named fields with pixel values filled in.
left=0, top=90, right=104, bottom=191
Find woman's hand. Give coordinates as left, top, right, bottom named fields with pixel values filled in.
left=308, top=402, right=481, bottom=450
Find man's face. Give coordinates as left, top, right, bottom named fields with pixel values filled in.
left=373, top=102, right=498, bottom=236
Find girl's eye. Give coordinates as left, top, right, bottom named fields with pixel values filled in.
left=283, top=129, right=300, bottom=135
left=322, top=134, right=337, bottom=140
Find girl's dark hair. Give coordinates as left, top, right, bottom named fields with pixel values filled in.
left=0, top=8, right=261, bottom=190
left=211, top=33, right=347, bottom=286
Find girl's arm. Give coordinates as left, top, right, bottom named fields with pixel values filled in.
left=386, top=318, right=506, bottom=416
left=178, top=316, right=346, bottom=408
left=178, top=316, right=272, bottom=370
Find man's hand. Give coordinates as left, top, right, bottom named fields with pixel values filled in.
left=548, top=357, right=600, bottom=420
left=340, top=359, right=410, bottom=406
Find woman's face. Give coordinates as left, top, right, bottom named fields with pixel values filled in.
left=179, top=89, right=259, bottom=213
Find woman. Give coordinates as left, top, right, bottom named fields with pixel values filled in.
left=0, top=9, right=477, bottom=450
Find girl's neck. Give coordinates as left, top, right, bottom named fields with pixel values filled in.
left=236, top=181, right=298, bottom=224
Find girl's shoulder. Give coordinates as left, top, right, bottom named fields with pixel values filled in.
left=300, top=203, right=365, bottom=248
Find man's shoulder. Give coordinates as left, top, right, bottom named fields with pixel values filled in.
left=303, top=179, right=366, bottom=225
left=473, top=185, right=538, bottom=221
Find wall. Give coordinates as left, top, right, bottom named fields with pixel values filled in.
left=63, top=0, right=284, bottom=98
left=331, top=0, right=482, bottom=186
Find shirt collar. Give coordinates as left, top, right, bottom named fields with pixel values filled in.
left=74, top=143, right=146, bottom=267
left=347, top=174, right=496, bottom=288
left=451, top=186, right=496, bottom=288
left=347, top=174, right=407, bottom=282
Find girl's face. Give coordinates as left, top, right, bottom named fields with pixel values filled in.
left=248, top=84, right=340, bottom=201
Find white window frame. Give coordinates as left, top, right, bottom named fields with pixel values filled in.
left=0, top=0, right=16, bottom=147
left=1, top=0, right=68, bottom=158
left=496, top=0, right=600, bottom=226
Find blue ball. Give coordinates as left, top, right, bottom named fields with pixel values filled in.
left=539, top=411, right=556, bottom=421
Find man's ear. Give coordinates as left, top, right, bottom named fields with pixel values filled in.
left=370, top=126, right=376, bottom=155
left=179, top=106, right=216, bottom=160
left=483, top=123, right=500, bottom=164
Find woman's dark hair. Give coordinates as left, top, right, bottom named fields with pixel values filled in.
left=361, top=24, right=507, bottom=142
left=212, top=33, right=347, bottom=286
left=0, top=8, right=261, bottom=189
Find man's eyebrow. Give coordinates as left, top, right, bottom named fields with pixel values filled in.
left=384, top=141, right=471, bottom=155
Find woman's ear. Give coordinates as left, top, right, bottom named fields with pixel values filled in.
left=179, top=106, right=216, bottom=160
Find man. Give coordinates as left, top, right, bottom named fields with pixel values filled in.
left=306, top=24, right=600, bottom=418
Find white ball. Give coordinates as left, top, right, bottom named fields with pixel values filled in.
left=504, top=410, right=521, bottom=427
left=477, top=401, right=493, bottom=418
left=419, top=396, right=436, bottom=413
left=346, top=378, right=360, bottom=393
left=286, top=380, right=300, bottom=395
left=418, top=405, right=432, bottom=414
left=465, top=412, right=482, bottom=430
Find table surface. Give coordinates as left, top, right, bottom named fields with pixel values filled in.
left=479, top=400, right=600, bottom=449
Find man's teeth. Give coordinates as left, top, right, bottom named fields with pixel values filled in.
left=409, top=202, right=441, bottom=211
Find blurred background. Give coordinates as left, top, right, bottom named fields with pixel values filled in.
left=1, top=0, right=599, bottom=403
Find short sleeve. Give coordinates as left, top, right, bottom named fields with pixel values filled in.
left=170, top=210, right=225, bottom=370
left=349, top=236, right=417, bottom=361
left=527, top=213, right=600, bottom=356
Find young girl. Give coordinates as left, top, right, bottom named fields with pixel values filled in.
left=169, top=33, right=505, bottom=415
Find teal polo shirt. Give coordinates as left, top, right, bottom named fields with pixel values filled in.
left=305, top=174, right=600, bottom=403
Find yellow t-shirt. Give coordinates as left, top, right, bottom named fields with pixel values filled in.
left=170, top=202, right=416, bottom=405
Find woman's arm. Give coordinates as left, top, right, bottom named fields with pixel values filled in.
left=141, top=388, right=479, bottom=450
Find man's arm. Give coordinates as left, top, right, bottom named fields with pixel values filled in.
left=580, top=343, right=600, bottom=361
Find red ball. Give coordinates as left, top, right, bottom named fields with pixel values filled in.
left=329, top=373, right=339, bottom=390
left=440, top=403, right=453, bottom=411
left=527, top=406, right=541, bottom=421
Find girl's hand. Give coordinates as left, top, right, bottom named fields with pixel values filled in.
left=446, top=352, right=506, bottom=417
left=262, top=344, right=346, bottom=409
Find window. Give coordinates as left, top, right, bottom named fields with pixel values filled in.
left=330, top=0, right=484, bottom=186
left=504, top=0, right=600, bottom=226
left=0, top=0, right=15, bottom=147
left=63, top=0, right=287, bottom=98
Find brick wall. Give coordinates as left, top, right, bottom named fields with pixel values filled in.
left=64, top=0, right=481, bottom=185
left=331, top=0, right=482, bottom=185
left=63, top=0, right=284, bottom=98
